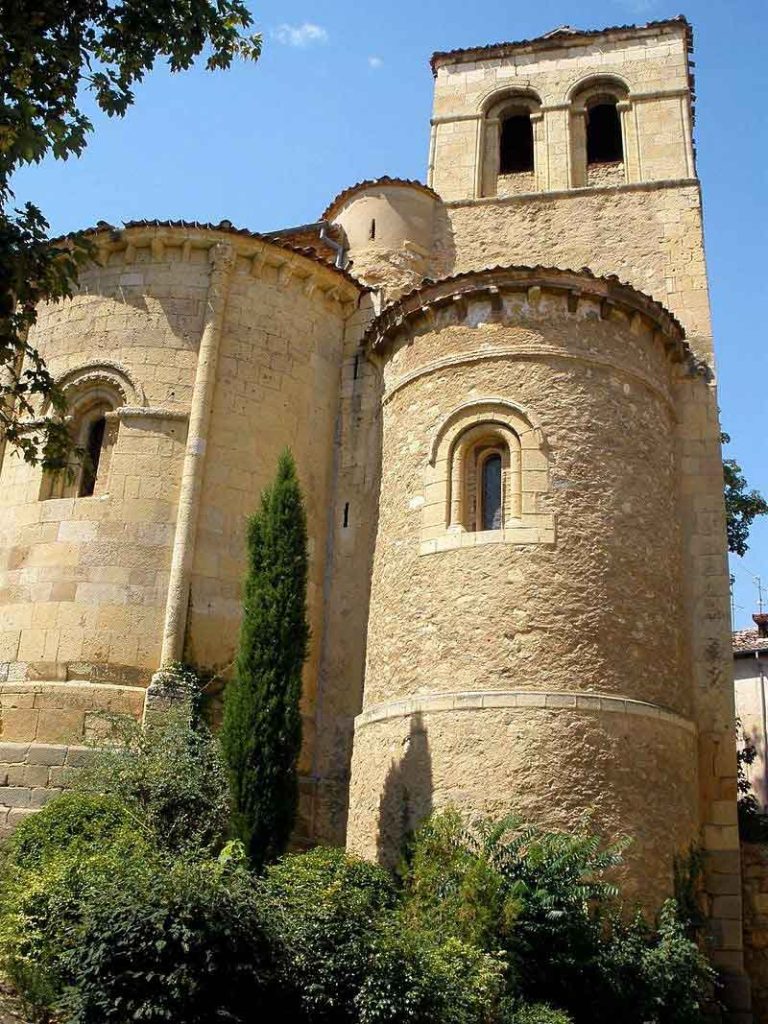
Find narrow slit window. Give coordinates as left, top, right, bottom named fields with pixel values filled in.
left=587, top=102, right=623, bottom=164
left=369, top=219, right=376, bottom=241
left=79, top=415, right=106, bottom=497
left=481, top=454, right=503, bottom=531
left=499, top=114, right=534, bottom=174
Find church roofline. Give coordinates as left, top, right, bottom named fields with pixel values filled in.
left=321, top=177, right=442, bottom=222
left=364, top=264, right=701, bottom=371
left=54, top=218, right=366, bottom=293
left=430, top=16, right=691, bottom=73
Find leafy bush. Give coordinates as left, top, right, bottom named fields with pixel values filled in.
left=0, top=830, right=151, bottom=1010
left=506, top=1006, right=573, bottom=1024
left=76, top=706, right=230, bottom=854
left=261, top=846, right=395, bottom=1021
left=358, top=929, right=505, bottom=1024
left=399, top=809, right=517, bottom=950
left=4, top=792, right=132, bottom=870
left=400, top=811, right=713, bottom=1024
left=59, top=856, right=273, bottom=1024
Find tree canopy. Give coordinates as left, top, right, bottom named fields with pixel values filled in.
left=0, top=0, right=260, bottom=468
left=722, top=432, right=768, bottom=557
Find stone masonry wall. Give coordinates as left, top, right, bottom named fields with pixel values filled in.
left=742, top=843, right=768, bottom=1022
left=347, top=283, right=702, bottom=908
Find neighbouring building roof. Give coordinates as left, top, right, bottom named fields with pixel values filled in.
left=733, top=630, right=768, bottom=656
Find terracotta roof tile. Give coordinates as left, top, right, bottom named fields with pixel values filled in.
left=55, top=219, right=365, bottom=292
left=321, top=177, right=441, bottom=222
left=733, top=630, right=768, bottom=655
left=364, top=263, right=693, bottom=361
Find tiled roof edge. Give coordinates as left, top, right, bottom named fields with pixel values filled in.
left=321, top=177, right=442, bottom=222
left=51, top=218, right=365, bottom=292
left=429, top=16, right=691, bottom=74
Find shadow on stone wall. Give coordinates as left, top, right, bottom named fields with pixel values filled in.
left=376, top=711, right=433, bottom=867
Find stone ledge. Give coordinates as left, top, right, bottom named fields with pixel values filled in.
left=354, top=689, right=696, bottom=733
left=419, top=521, right=556, bottom=554
left=0, top=741, right=93, bottom=767
left=443, top=177, right=701, bottom=208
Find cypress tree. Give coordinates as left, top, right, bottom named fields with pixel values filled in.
left=220, top=449, right=309, bottom=868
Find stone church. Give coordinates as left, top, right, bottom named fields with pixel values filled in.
left=0, top=16, right=751, bottom=1017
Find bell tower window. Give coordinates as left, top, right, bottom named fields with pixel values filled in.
left=587, top=101, right=623, bottom=164
left=499, top=114, right=534, bottom=174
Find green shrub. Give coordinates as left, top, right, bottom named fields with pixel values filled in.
left=76, top=706, right=230, bottom=854
left=591, top=902, right=714, bottom=1024
left=59, top=856, right=273, bottom=1024
left=4, top=792, right=131, bottom=870
left=399, top=808, right=517, bottom=950
left=399, top=810, right=712, bottom=1024
left=506, top=1006, right=573, bottom=1024
left=261, top=846, right=395, bottom=1021
left=0, top=832, right=151, bottom=1012
left=357, top=929, right=505, bottom=1024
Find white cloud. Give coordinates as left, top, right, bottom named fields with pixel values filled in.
left=273, top=22, right=328, bottom=47
left=611, top=0, right=657, bottom=14
left=368, top=56, right=384, bottom=69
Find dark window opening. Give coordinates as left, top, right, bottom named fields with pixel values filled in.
left=343, top=502, right=350, bottom=528
left=353, top=354, right=359, bottom=380
left=481, top=454, right=502, bottom=531
left=369, top=219, right=376, bottom=241
left=499, top=114, right=534, bottom=174
left=79, top=416, right=106, bottom=497
left=586, top=102, right=623, bottom=164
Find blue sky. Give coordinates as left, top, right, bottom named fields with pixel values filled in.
left=11, top=0, right=767, bottom=628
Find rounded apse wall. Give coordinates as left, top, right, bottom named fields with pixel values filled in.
left=325, top=179, right=442, bottom=296
left=346, top=266, right=701, bottom=907
left=0, top=224, right=359, bottom=764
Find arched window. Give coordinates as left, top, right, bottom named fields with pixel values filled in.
left=78, top=407, right=109, bottom=497
left=480, top=452, right=503, bottom=530
left=569, top=78, right=629, bottom=188
left=499, top=114, right=534, bottom=174
left=586, top=100, right=623, bottom=165
left=420, top=398, right=555, bottom=553
left=40, top=392, right=120, bottom=500
left=479, top=90, right=541, bottom=197
left=449, top=424, right=521, bottom=533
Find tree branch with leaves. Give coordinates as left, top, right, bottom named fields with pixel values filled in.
left=722, top=432, right=768, bottom=557
left=0, top=0, right=261, bottom=468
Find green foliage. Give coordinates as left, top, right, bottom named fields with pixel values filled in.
left=58, top=857, right=272, bottom=1024
left=0, top=825, right=150, bottom=1007
left=399, top=808, right=519, bottom=949
left=261, top=846, right=395, bottom=1021
left=358, top=930, right=505, bottom=1024
left=0, top=797, right=715, bottom=1024
left=400, top=810, right=712, bottom=1024
left=505, top=1006, right=573, bottom=1024
left=0, top=0, right=260, bottom=468
left=220, top=450, right=310, bottom=868
left=736, top=720, right=768, bottom=842
left=76, top=706, right=230, bottom=855
left=722, top=432, right=768, bottom=556
left=4, top=792, right=131, bottom=870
